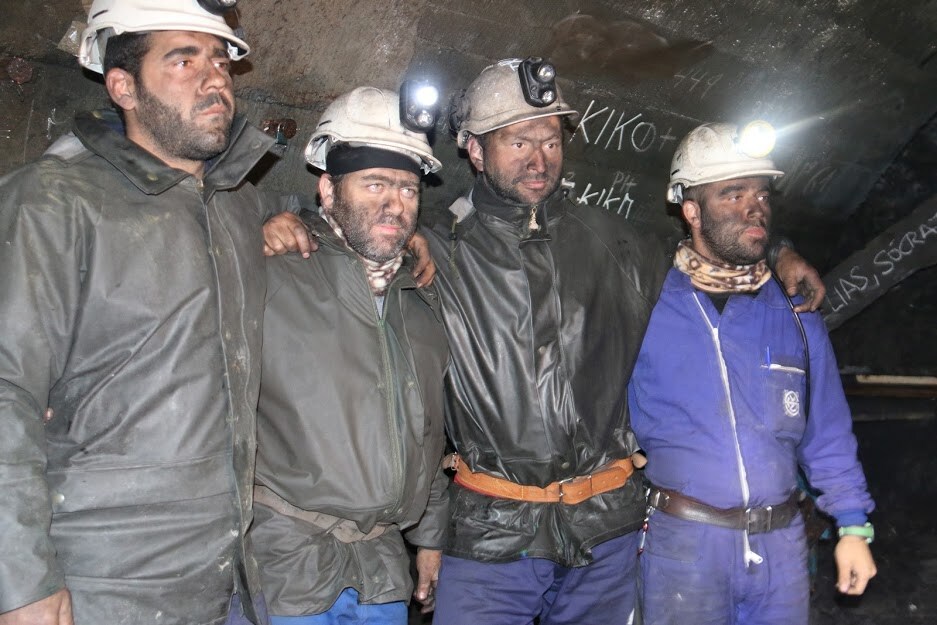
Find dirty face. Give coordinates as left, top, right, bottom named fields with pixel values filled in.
left=132, top=30, right=235, bottom=162
left=469, top=115, right=564, bottom=206
left=321, top=167, right=420, bottom=263
left=692, top=176, right=773, bottom=265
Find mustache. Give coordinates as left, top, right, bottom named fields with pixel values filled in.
left=375, top=213, right=410, bottom=228
left=192, top=93, right=232, bottom=115
left=511, top=173, right=551, bottom=184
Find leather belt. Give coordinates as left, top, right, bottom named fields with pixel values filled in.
left=253, top=484, right=395, bottom=543
left=647, top=486, right=800, bottom=534
left=447, top=454, right=634, bottom=505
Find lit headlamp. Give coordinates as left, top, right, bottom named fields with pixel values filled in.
left=399, top=80, right=440, bottom=133
left=519, top=57, right=557, bottom=107
left=198, top=0, right=238, bottom=15
left=737, top=120, right=776, bottom=158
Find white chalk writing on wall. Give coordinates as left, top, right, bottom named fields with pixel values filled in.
left=572, top=100, right=676, bottom=154
left=567, top=170, right=639, bottom=218
left=825, top=209, right=937, bottom=312
left=672, top=68, right=724, bottom=100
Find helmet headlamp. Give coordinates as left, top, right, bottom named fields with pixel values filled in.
left=399, top=80, right=440, bottom=133
left=737, top=120, right=776, bottom=159
left=519, top=57, right=558, bottom=107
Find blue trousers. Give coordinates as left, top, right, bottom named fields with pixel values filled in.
left=267, top=588, right=407, bottom=625
left=225, top=593, right=270, bottom=625
left=434, top=531, right=640, bottom=625
left=640, top=513, right=809, bottom=625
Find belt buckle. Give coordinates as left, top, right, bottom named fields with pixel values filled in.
left=557, top=473, right=591, bottom=500
left=648, top=488, right=669, bottom=509
left=746, top=505, right=773, bottom=533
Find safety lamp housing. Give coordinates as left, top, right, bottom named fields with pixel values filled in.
left=400, top=80, right=440, bottom=133
left=737, top=120, right=777, bottom=158
left=519, top=57, right=558, bottom=107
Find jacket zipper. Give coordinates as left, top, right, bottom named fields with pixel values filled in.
left=192, top=177, right=247, bottom=580
left=376, top=288, right=404, bottom=516
left=691, top=294, right=763, bottom=566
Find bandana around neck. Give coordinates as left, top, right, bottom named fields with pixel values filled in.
left=322, top=212, right=404, bottom=296
left=674, top=239, right=771, bottom=294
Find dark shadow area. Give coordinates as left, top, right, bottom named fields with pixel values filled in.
left=809, top=412, right=937, bottom=624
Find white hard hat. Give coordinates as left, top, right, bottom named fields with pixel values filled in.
left=667, top=121, right=784, bottom=203
left=305, top=87, right=442, bottom=175
left=452, top=58, right=578, bottom=148
left=79, top=0, right=249, bottom=74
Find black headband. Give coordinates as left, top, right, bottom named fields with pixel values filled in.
left=326, top=144, right=423, bottom=177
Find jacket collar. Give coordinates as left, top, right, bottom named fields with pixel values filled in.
left=72, top=109, right=275, bottom=197
left=451, top=177, right=569, bottom=241
left=471, top=176, right=567, bottom=223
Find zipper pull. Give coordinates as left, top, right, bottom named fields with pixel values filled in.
left=528, top=204, right=540, bottom=232
left=743, top=532, right=764, bottom=566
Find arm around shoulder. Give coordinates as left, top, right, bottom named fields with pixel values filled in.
left=771, top=243, right=826, bottom=311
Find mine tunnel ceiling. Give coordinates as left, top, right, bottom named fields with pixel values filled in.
left=1, top=0, right=936, bottom=377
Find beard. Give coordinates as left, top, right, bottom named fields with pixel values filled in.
left=135, top=81, right=233, bottom=162
left=699, top=205, right=770, bottom=266
left=330, top=187, right=417, bottom=263
left=483, top=164, right=562, bottom=206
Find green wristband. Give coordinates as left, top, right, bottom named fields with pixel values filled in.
left=838, top=522, right=874, bottom=544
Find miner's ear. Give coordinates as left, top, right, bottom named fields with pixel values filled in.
left=466, top=135, right=485, bottom=172
left=105, top=68, right=137, bottom=112
left=682, top=199, right=702, bottom=231
left=319, top=173, right=337, bottom=213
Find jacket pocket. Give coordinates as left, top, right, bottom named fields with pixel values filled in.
left=761, top=357, right=807, bottom=441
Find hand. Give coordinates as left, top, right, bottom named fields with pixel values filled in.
left=407, top=232, right=436, bottom=288
left=413, top=548, right=442, bottom=614
left=630, top=451, right=647, bottom=469
left=834, top=535, right=877, bottom=595
left=0, top=588, right=73, bottom=625
left=263, top=212, right=317, bottom=258
left=774, top=246, right=826, bottom=312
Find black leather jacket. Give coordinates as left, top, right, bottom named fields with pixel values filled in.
left=424, top=178, right=667, bottom=566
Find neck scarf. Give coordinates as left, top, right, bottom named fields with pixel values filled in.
left=674, top=239, right=771, bottom=293
left=322, top=213, right=404, bottom=296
